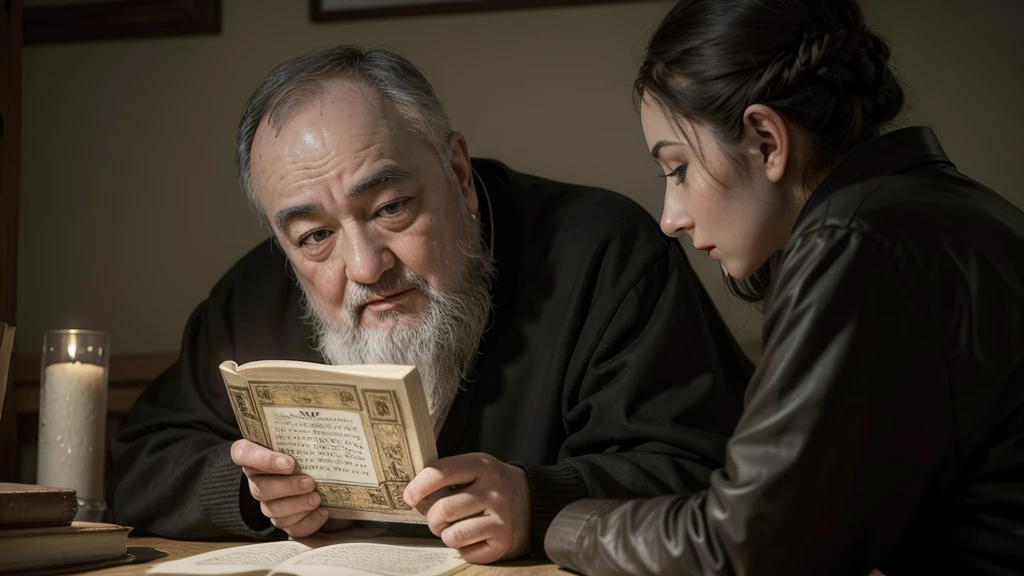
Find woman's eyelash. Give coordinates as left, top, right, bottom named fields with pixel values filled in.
left=658, top=164, right=689, bottom=184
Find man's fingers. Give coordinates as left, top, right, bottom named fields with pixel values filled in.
left=247, top=474, right=315, bottom=502
left=457, top=538, right=506, bottom=565
left=241, top=466, right=255, bottom=479
left=271, top=509, right=314, bottom=529
left=404, top=454, right=492, bottom=507
left=279, top=509, right=329, bottom=539
left=439, top=514, right=499, bottom=551
left=318, top=518, right=356, bottom=534
left=260, top=491, right=322, bottom=520
left=412, top=487, right=447, bottom=520
left=231, top=439, right=294, bottom=474
left=424, top=492, right=487, bottom=535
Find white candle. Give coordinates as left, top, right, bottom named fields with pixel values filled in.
left=37, top=361, right=108, bottom=501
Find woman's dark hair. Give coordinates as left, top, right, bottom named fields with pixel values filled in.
left=636, top=0, right=904, bottom=302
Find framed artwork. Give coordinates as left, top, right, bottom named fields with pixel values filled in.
left=310, top=0, right=655, bottom=23
left=24, top=0, right=221, bottom=44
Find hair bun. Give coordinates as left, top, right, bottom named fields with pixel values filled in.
left=795, top=28, right=892, bottom=91
left=638, top=0, right=905, bottom=189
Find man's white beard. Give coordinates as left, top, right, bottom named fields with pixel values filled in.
left=298, top=216, right=495, bottom=430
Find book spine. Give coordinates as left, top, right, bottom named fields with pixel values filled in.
left=221, top=369, right=270, bottom=448
left=0, top=491, right=78, bottom=528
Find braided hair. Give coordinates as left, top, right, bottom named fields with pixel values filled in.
left=636, top=0, right=905, bottom=302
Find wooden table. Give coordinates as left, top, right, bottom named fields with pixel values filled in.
left=75, top=537, right=566, bottom=575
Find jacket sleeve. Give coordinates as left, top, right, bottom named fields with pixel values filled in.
left=107, top=284, right=277, bottom=540
left=515, top=239, right=750, bottom=556
left=544, top=228, right=954, bottom=575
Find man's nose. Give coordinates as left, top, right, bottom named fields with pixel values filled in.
left=340, top=228, right=395, bottom=285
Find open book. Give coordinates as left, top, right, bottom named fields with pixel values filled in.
left=146, top=536, right=466, bottom=576
left=219, top=361, right=436, bottom=524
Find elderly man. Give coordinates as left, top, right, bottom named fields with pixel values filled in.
left=108, top=46, right=751, bottom=564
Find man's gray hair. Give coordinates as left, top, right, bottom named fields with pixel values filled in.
left=235, top=45, right=454, bottom=221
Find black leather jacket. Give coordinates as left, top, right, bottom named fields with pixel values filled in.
left=544, top=127, right=1024, bottom=575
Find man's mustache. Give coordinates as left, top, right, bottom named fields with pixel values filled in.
left=346, top=266, right=432, bottom=314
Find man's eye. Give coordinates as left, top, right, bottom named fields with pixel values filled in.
left=376, top=199, right=408, bottom=218
left=300, top=229, right=331, bottom=246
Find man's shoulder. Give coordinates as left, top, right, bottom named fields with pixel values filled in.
left=199, top=237, right=310, bottom=360
left=209, top=237, right=294, bottom=301
left=476, top=158, right=670, bottom=254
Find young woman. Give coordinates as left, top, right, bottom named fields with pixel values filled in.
left=544, top=1, right=1024, bottom=574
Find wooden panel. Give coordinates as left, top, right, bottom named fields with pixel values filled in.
left=10, top=351, right=178, bottom=389
left=0, top=0, right=22, bottom=483
left=1, top=0, right=21, bottom=325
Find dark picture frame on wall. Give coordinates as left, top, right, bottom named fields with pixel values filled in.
left=310, top=0, right=655, bottom=23
left=24, top=0, right=221, bottom=45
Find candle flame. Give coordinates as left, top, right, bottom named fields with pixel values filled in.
left=67, top=343, right=77, bottom=361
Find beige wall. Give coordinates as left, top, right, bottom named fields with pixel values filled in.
left=17, top=0, right=1023, bottom=358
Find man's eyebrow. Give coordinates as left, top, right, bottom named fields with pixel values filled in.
left=348, top=163, right=411, bottom=199
left=651, top=140, right=682, bottom=159
left=274, top=204, right=320, bottom=232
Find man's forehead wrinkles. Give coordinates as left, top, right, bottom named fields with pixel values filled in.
left=268, top=151, right=335, bottom=191
left=346, top=140, right=386, bottom=160
left=271, top=141, right=394, bottom=198
left=279, top=148, right=337, bottom=180
left=254, top=80, right=412, bottom=208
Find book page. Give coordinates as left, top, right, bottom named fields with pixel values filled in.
left=269, top=542, right=465, bottom=576
left=219, top=361, right=435, bottom=523
left=146, top=542, right=310, bottom=576
left=263, top=407, right=379, bottom=485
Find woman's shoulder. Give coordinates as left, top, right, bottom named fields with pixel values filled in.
left=792, top=165, right=1024, bottom=274
left=801, top=165, right=1013, bottom=236
left=776, top=165, right=1024, bottom=332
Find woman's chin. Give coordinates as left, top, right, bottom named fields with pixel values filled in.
left=722, top=260, right=756, bottom=281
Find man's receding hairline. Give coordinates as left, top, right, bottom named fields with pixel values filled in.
left=263, top=77, right=403, bottom=140
left=249, top=80, right=438, bottom=205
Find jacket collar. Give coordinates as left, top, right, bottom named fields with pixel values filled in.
left=799, top=126, right=953, bottom=220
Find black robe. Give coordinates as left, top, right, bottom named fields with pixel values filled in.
left=107, top=159, right=752, bottom=555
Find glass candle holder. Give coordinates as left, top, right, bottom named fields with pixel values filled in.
left=37, top=330, right=110, bottom=521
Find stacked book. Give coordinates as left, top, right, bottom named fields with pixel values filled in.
left=0, top=324, right=132, bottom=573
left=0, top=481, right=132, bottom=569
left=0, top=483, right=132, bottom=574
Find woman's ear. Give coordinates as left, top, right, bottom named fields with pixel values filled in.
left=741, top=104, right=790, bottom=184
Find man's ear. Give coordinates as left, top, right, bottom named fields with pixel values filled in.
left=741, top=104, right=790, bottom=184
left=447, top=131, right=479, bottom=217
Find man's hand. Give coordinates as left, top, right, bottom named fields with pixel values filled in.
left=402, top=453, right=531, bottom=564
left=231, top=439, right=339, bottom=537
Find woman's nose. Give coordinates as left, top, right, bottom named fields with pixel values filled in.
left=660, top=196, right=694, bottom=238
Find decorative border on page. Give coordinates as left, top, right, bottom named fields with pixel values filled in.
left=244, top=383, right=417, bottom=513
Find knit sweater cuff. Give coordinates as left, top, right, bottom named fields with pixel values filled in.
left=511, top=461, right=589, bottom=558
left=200, top=443, right=277, bottom=539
